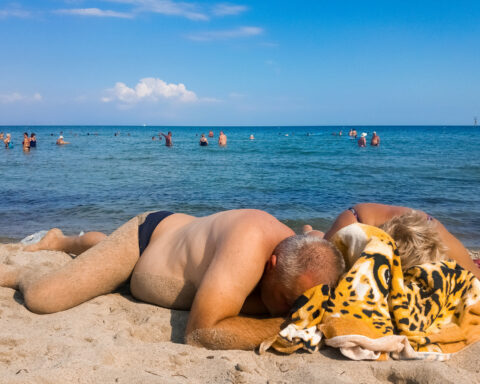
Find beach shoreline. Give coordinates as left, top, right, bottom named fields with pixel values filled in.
left=1, top=241, right=479, bottom=383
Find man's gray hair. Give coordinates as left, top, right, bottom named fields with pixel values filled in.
left=274, top=235, right=345, bottom=290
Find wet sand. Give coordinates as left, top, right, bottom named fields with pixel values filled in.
left=1, top=242, right=479, bottom=383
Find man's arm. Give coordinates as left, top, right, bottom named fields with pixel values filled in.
left=185, top=220, right=289, bottom=350
left=186, top=316, right=284, bottom=350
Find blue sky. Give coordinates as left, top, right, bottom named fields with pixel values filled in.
left=0, top=0, right=479, bottom=125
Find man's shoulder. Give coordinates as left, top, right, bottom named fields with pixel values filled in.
left=227, top=209, right=278, bottom=223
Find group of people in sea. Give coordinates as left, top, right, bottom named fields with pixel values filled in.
left=344, top=128, right=381, bottom=147
left=2, top=128, right=381, bottom=152
left=151, top=130, right=228, bottom=147
left=198, top=130, right=228, bottom=147
left=1, top=131, right=73, bottom=151
left=1, top=131, right=36, bottom=151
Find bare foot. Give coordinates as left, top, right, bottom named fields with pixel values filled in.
left=24, top=228, right=65, bottom=252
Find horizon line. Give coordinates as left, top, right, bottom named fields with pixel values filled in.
left=0, top=124, right=478, bottom=128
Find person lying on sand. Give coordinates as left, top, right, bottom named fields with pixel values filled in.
left=0, top=209, right=345, bottom=350
left=303, top=202, right=480, bottom=279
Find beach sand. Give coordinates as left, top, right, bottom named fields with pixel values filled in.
left=1, top=243, right=479, bottom=384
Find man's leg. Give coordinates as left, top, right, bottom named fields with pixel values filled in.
left=0, top=216, right=141, bottom=314
left=24, top=229, right=107, bottom=255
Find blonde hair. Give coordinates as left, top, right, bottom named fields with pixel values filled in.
left=380, top=210, right=447, bottom=270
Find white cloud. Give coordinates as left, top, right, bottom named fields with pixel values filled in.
left=0, top=7, right=31, bottom=19
left=187, top=26, right=263, bottom=41
left=229, top=92, right=246, bottom=99
left=55, top=8, right=133, bottom=18
left=55, top=1, right=250, bottom=21
left=105, top=0, right=208, bottom=20
left=0, top=92, right=43, bottom=103
left=102, top=78, right=198, bottom=104
left=212, top=3, right=247, bottom=16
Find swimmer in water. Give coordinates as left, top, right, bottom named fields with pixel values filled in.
left=371, top=131, right=380, bottom=146
left=357, top=132, right=367, bottom=147
left=160, top=132, right=173, bottom=147
left=22, top=132, right=31, bottom=152
left=249, top=134, right=255, bottom=140
left=208, top=130, right=214, bottom=138
left=56, top=135, right=70, bottom=145
left=199, top=134, right=209, bottom=146
left=218, top=131, right=227, bottom=146
left=4, top=133, right=12, bottom=148
left=30, top=133, right=37, bottom=148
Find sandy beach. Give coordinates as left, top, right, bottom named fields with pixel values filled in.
left=0, top=242, right=478, bottom=384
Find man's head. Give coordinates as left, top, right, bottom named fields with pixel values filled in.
left=260, top=235, right=345, bottom=316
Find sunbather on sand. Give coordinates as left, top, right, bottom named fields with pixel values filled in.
left=0, top=209, right=345, bottom=350
left=303, top=203, right=480, bottom=280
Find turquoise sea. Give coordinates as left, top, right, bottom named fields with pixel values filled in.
left=1, top=126, right=479, bottom=248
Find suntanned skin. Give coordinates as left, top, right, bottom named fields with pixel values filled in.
left=1, top=209, right=294, bottom=350
left=218, top=131, right=227, bottom=146
left=371, top=133, right=380, bottom=146
left=22, top=133, right=30, bottom=151
left=4, top=134, right=11, bottom=148
left=358, top=136, right=366, bottom=147
left=160, top=132, right=173, bottom=147
left=56, top=137, right=70, bottom=145
left=314, top=203, right=480, bottom=280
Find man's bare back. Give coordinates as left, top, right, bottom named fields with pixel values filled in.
left=131, top=210, right=293, bottom=312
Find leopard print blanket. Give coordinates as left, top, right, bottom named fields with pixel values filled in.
left=260, top=223, right=480, bottom=361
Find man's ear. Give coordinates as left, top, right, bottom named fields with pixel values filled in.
left=266, top=254, right=277, bottom=272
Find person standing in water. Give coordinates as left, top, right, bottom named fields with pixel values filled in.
left=371, top=131, right=380, bottom=146
left=357, top=132, right=367, bottom=147
left=208, top=130, right=214, bottom=138
left=218, top=131, right=227, bottom=146
left=199, top=134, right=209, bottom=146
left=30, top=133, right=37, bottom=148
left=22, top=132, right=31, bottom=151
left=4, top=133, right=12, bottom=148
left=56, top=135, right=70, bottom=145
left=160, top=132, right=173, bottom=147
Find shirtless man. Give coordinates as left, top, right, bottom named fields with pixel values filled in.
left=370, top=131, right=380, bottom=146
left=218, top=131, right=227, bottom=146
left=160, top=131, right=173, bottom=147
left=303, top=203, right=480, bottom=280
left=0, top=209, right=344, bottom=350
